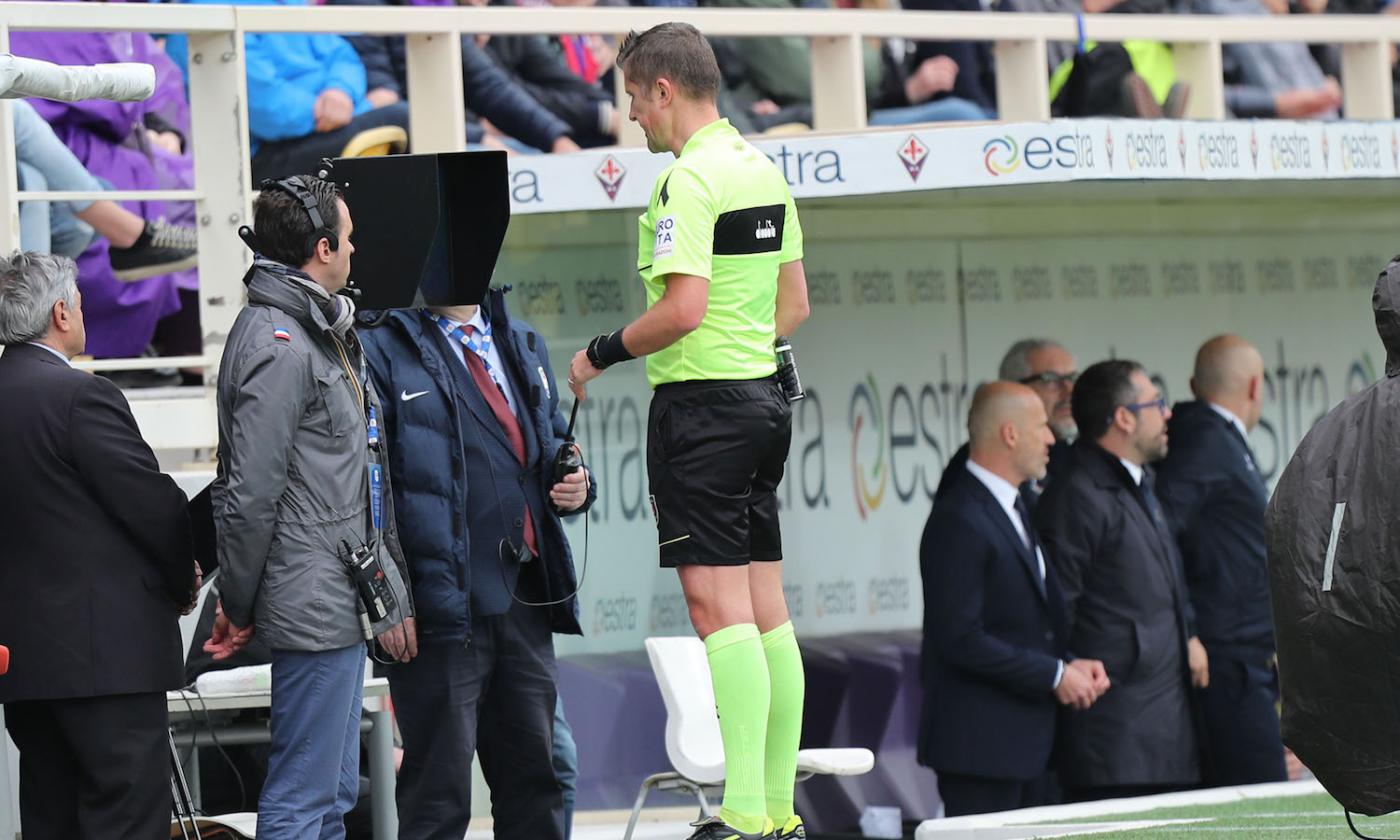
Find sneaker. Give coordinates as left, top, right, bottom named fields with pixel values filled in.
left=110, top=218, right=198, bottom=282
left=1121, top=73, right=1163, bottom=119
left=767, top=816, right=806, bottom=840
left=684, top=816, right=773, bottom=840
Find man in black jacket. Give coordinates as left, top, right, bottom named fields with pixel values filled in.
left=0, top=251, right=198, bottom=838
left=329, top=0, right=581, bottom=153
left=920, top=382, right=1109, bottom=816
left=1157, top=335, right=1287, bottom=786
left=1036, top=360, right=1206, bottom=801
left=935, top=338, right=1078, bottom=506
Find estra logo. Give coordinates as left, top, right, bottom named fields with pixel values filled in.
left=982, top=129, right=1094, bottom=176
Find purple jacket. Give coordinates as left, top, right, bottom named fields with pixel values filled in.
left=9, top=24, right=196, bottom=358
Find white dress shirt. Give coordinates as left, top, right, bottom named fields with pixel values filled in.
left=965, top=459, right=1062, bottom=689
left=1208, top=401, right=1249, bottom=442
left=1119, top=457, right=1144, bottom=486
left=433, top=309, right=521, bottom=417
left=25, top=341, right=71, bottom=367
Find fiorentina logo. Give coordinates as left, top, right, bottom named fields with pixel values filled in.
left=897, top=134, right=929, bottom=182
left=1249, top=128, right=1259, bottom=170
left=595, top=155, right=626, bottom=201
left=1178, top=128, right=1187, bottom=168
left=1321, top=131, right=1330, bottom=170
left=1392, top=128, right=1398, bottom=169
left=1105, top=126, right=1115, bottom=169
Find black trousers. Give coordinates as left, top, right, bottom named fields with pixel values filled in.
left=938, top=772, right=1054, bottom=817
left=4, top=692, right=170, bottom=840
left=1199, top=652, right=1288, bottom=786
left=250, top=101, right=410, bottom=183
left=389, top=586, right=563, bottom=840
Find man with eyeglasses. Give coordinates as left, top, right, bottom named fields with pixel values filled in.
left=1034, top=360, right=1203, bottom=803
left=935, top=338, right=1078, bottom=507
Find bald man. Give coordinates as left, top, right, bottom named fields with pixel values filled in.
left=918, top=383, right=1109, bottom=816
left=1156, top=336, right=1287, bottom=786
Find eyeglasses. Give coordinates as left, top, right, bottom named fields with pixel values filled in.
left=1126, top=398, right=1169, bottom=415
left=1020, top=371, right=1078, bottom=387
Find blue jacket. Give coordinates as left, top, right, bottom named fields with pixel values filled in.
left=168, top=0, right=372, bottom=155
left=919, top=469, right=1067, bottom=780
left=357, top=290, right=590, bottom=642
left=1156, top=400, right=1274, bottom=658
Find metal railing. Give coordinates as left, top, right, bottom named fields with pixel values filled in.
left=2, top=2, right=1398, bottom=447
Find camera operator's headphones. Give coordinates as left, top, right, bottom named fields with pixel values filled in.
left=251, top=175, right=340, bottom=262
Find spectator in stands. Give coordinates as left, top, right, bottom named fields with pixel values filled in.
left=209, top=176, right=416, bottom=838
left=705, top=0, right=992, bottom=130
left=327, top=0, right=582, bottom=154
left=1035, top=360, right=1204, bottom=801
left=1188, top=0, right=1342, bottom=118
left=935, top=338, right=1078, bottom=507
left=1156, top=336, right=1288, bottom=786
left=356, top=285, right=593, bottom=839
left=13, top=99, right=196, bottom=279
left=0, top=251, right=198, bottom=839
left=919, top=382, right=1109, bottom=816
left=167, top=0, right=413, bottom=182
left=901, top=0, right=1000, bottom=117
left=9, top=23, right=203, bottom=365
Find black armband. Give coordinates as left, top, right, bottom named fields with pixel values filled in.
left=586, top=330, right=635, bottom=369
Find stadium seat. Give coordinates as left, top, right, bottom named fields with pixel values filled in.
left=338, top=126, right=407, bottom=159
left=624, top=636, right=875, bottom=840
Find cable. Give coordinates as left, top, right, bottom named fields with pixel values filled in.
left=177, top=683, right=249, bottom=814
left=1346, top=809, right=1398, bottom=840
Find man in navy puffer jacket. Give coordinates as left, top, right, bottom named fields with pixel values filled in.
left=358, top=287, right=593, bottom=839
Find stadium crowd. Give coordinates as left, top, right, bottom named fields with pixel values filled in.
left=7, top=0, right=1397, bottom=370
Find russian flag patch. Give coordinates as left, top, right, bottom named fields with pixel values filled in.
left=273, top=327, right=291, bottom=342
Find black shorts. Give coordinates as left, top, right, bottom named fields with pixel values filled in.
left=647, top=376, right=793, bottom=567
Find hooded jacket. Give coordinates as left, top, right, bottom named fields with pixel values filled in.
left=213, top=259, right=411, bottom=652
left=1267, top=257, right=1400, bottom=815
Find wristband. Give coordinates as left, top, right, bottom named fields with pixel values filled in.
left=586, top=330, right=635, bottom=369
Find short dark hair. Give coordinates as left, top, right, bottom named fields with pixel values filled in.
left=617, top=22, right=721, bottom=102
left=252, top=174, right=342, bottom=268
left=1071, top=359, right=1145, bottom=440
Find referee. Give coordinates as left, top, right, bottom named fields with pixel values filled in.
left=568, top=22, right=811, bottom=840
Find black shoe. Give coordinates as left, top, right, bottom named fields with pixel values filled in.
left=684, top=816, right=773, bottom=840
left=766, top=816, right=806, bottom=840
left=109, top=219, right=198, bottom=281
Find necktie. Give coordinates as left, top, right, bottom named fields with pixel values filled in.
left=462, top=325, right=538, bottom=558
left=1013, top=494, right=1044, bottom=576
left=1139, top=471, right=1164, bottom=526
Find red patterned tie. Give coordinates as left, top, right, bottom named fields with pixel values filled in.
left=462, top=327, right=538, bottom=557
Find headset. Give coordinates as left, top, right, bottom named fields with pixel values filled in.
left=238, top=175, right=340, bottom=264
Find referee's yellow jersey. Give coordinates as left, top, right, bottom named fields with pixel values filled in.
left=636, top=118, right=804, bottom=388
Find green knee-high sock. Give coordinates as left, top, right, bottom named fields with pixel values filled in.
left=761, top=621, right=805, bottom=822
left=705, top=623, right=772, bottom=834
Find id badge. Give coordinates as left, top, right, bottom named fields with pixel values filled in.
left=368, top=462, right=384, bottom=530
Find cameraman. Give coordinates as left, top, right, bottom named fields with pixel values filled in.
left=209, top=174, right=415, bottom=839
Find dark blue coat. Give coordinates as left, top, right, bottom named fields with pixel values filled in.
left=1156, top=400, right=1273, bottom=658
left=357, top=290, right=591, bottom=642
left=934, top=438, right=1073, bottom=510
left=918, top=467, right=1068, bottom=781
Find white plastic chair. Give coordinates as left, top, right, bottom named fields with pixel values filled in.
left=624, top=636, right=876, bottom=840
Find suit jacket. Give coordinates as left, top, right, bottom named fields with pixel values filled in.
left=1034, top=441, right=1199, bottom=788
left=0, top=343, right=193, bottom=702
left=918, top=467, right=1068, bottom=781
left=1156, top=401, right=1273, bottom=658
left=934, top=438, right=1072, bottom=510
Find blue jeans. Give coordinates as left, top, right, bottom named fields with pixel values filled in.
left=11, top=99, right=100, bottom=256
left=869, top=96, right=995, bottom=125
left=260, top=644, right=367, bottom=840
left=553, top=696, right=578, bottom=840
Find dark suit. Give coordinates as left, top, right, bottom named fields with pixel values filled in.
left=935, top=438, right=1073, bottom=509
left=1156, top=401, right=1286, bottom=785
left=0, top=342, right=194, bottom=839
left=919, top=466, right=1068, bottom=816
left=1035, top=441, right=1199, bottom=797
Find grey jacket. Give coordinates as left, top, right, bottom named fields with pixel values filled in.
left=213, top=259, right=412, bottom=652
